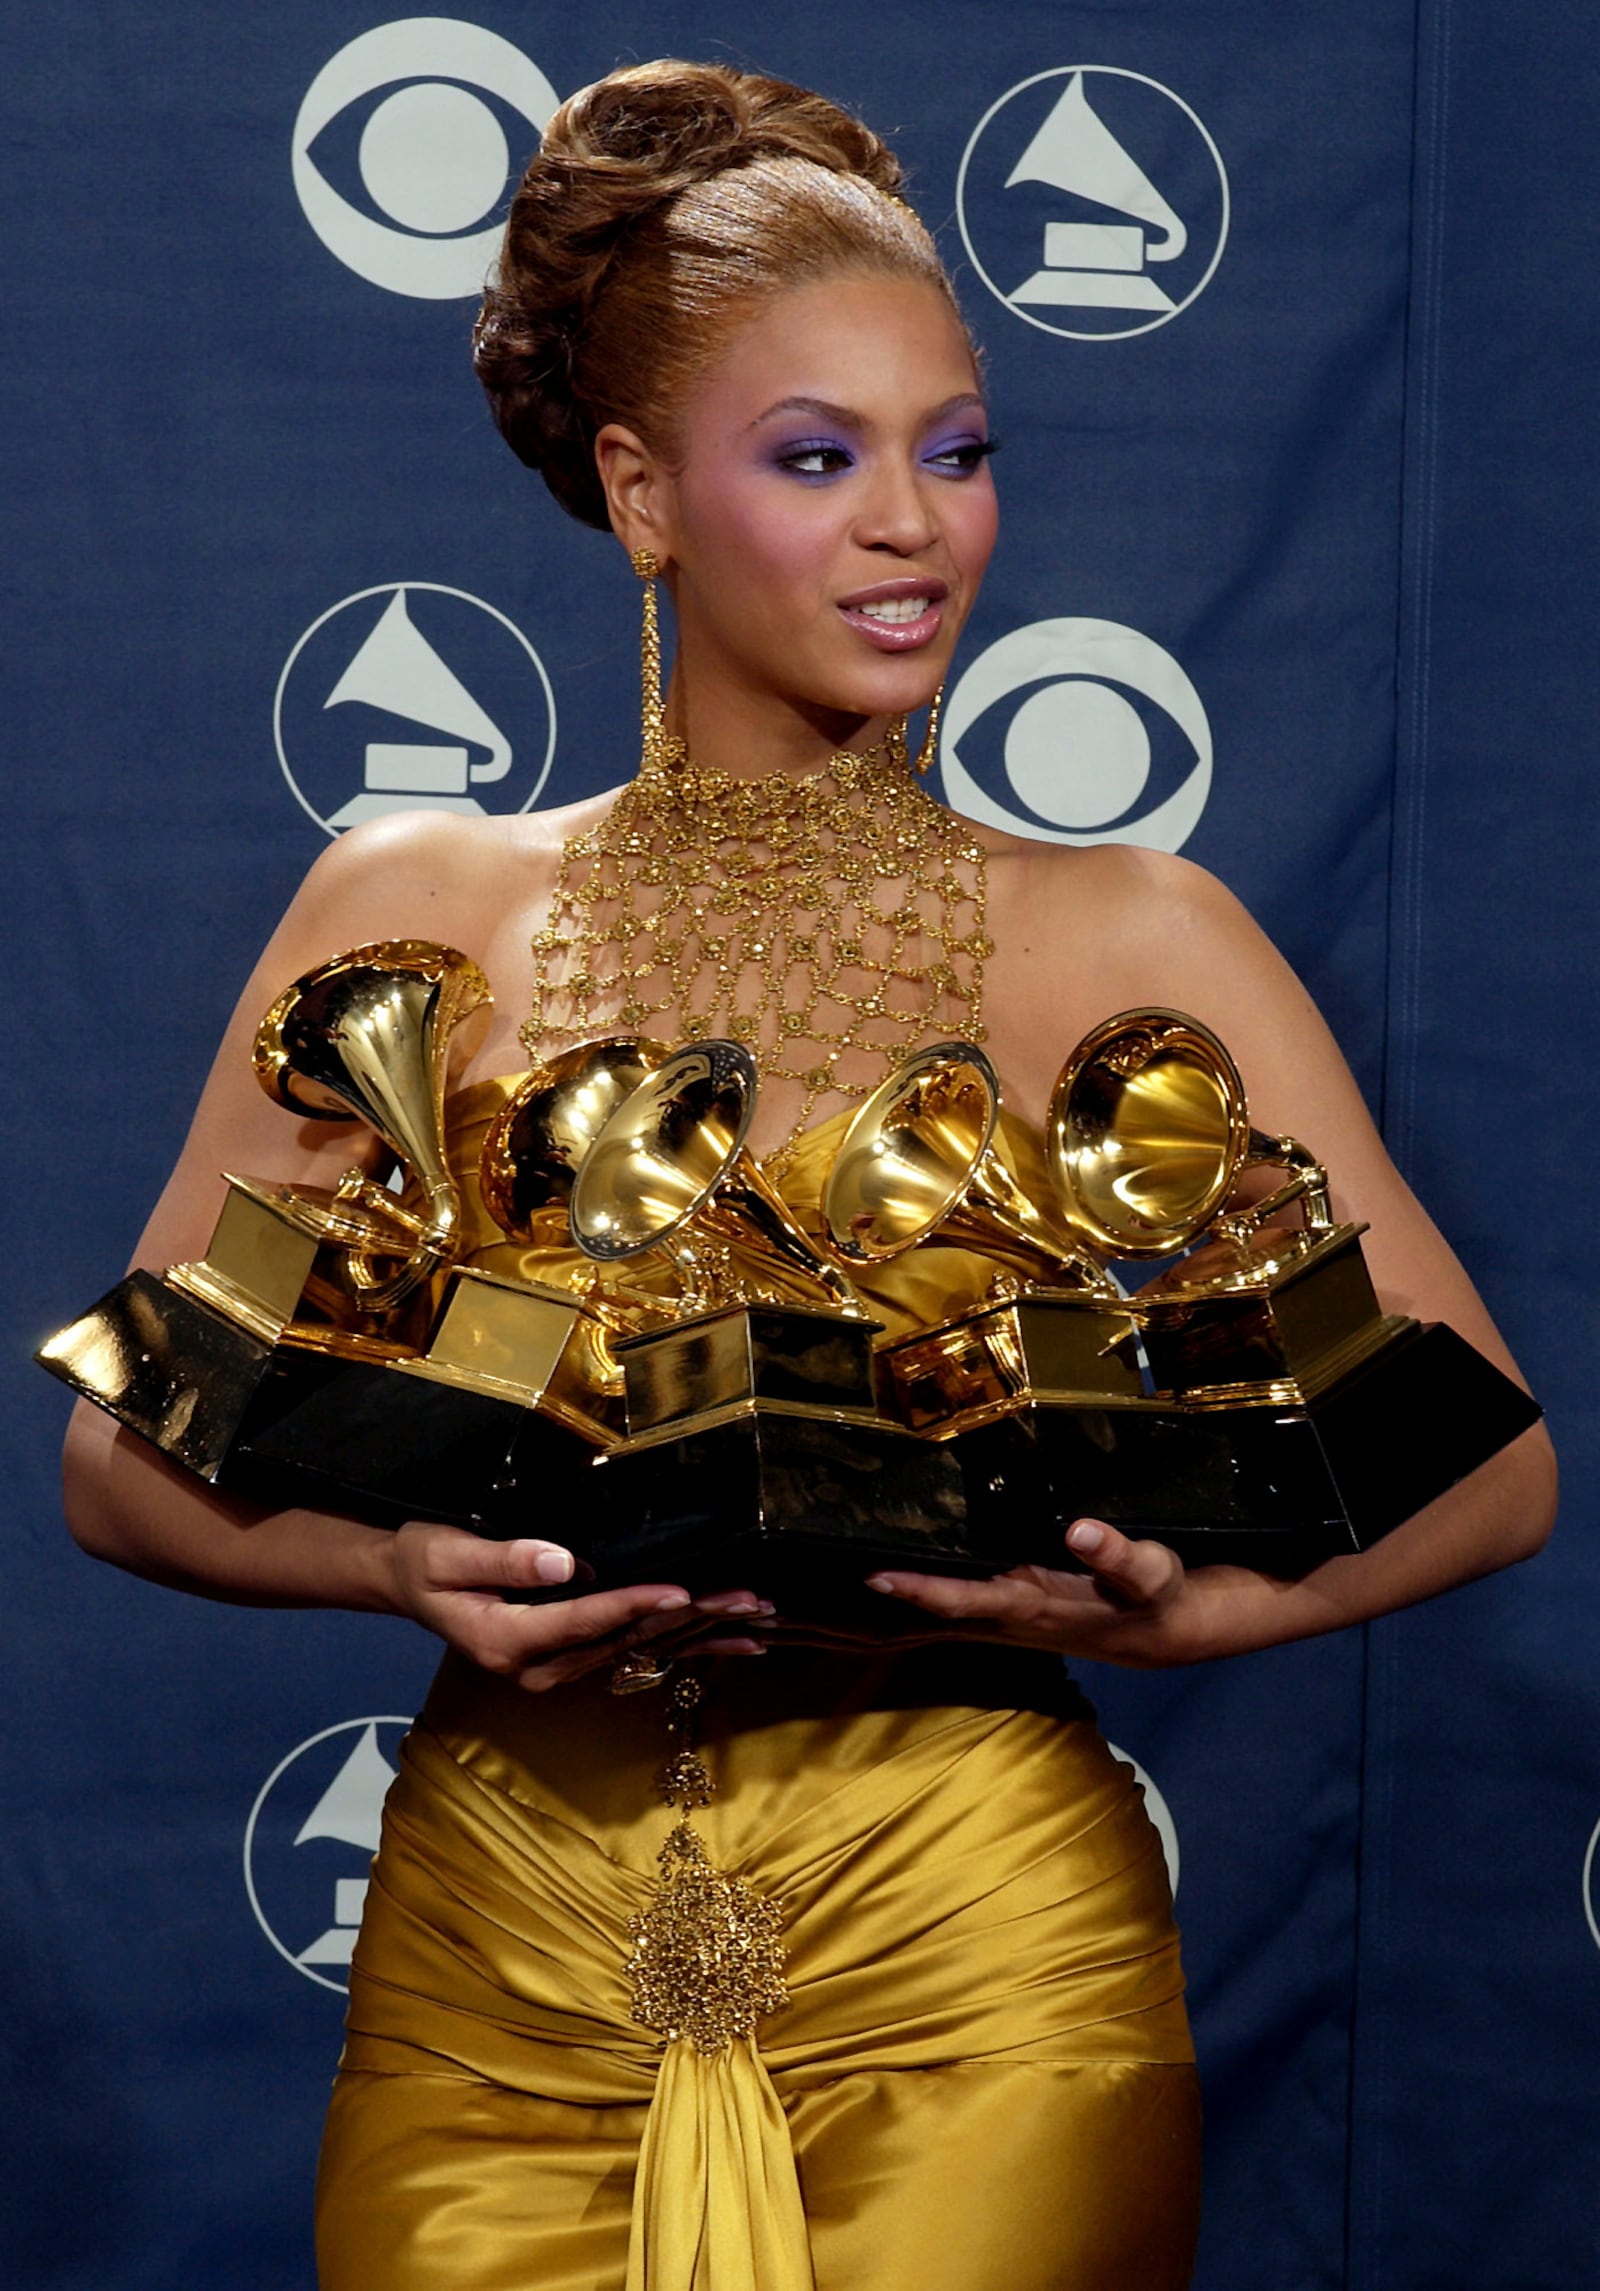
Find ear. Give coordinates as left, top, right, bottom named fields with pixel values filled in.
left=594, top=423, right=676, bottom=563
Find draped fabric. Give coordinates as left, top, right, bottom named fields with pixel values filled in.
left=314, top=1091, right=1198, bottom=2286
left=316, top=1653, right=1200, bottom=2290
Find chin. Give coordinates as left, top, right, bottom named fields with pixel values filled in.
left=834, top=660, right=949, bottom=720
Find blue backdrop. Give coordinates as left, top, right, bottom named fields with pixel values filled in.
left=6, top=6, right=1597, bottom=2286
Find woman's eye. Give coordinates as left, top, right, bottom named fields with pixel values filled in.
left=927, top=437, right=1000, bottom=476
left=777, top=442, right=855, bottom=477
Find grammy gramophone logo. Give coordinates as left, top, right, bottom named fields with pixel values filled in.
left=274, top=582, right=558, bottom=835
left=243, top=1717, right=411, bottom=1992
left=957, top=67, right=1230, bottom=341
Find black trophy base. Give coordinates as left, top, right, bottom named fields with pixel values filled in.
left=232, top=1349, right=594, bottom=1531
left=37, top=1269, right=278, bottom=1481
left=567, top=1408, right=983, bottom=1618
left=958, top=1320, right=1542, bottom=1576
left=36, top=1268, right=596, bottom=1531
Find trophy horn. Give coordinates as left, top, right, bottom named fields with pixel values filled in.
left=569, top=1040, right=863, bottom=1314
left=1047, top=1007, right=1332, bottom=1259
left=823, top=1043, right=1105, bottom=1288
left=252, top=940, right=491, bottom=1312
left=478, top=1036, right=668, bottom=1247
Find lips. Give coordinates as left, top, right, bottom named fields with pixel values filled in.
left=837, top=576, right=949, bottom=652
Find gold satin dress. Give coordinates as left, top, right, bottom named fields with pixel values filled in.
left=315, top=1087, right=1202, bottom=2291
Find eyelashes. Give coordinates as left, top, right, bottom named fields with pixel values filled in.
left=773, top=435, right=1000, bottom=481
left=929, top=436, right=1001, bottom=474
left=775, top=441, right=856, bottom=478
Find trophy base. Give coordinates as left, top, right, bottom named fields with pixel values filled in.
left=230, top=1348, right=595, bottom=1530
left=570, top=1406, right=983, bottom=1616
left=37, top=1268, right=276, bottom=1482
left=958, top=1321, right=1542, bottom=1575
left=37, top=1268, right=599, bottom=1530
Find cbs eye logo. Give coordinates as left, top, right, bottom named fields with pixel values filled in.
left=938, top=618, right=1213, bottom=852
left=291, top=17, right=558, bottom=298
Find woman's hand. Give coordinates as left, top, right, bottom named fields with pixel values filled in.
left=854, top=1518, right=1207, bottom=1669
left=385, top=1523, right=776, bottom=1691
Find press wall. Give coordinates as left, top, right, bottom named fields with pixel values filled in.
left=5, top=7, right=1597, bottom=2285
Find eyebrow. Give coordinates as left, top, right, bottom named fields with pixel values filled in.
left=747, top=391, right=988, bottom=433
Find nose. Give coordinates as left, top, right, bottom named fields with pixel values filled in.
left=852, top=452, right=940, bottom=556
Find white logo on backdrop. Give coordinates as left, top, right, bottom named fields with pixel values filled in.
left=940, top=617, right=1212, bottom=850
left=1107, top=1744, right=1180, bottom=1897
left=292, top=17, right=558, bottom=297
left=243, top=1717, right=411, bottom=1993
left=1584, top=1815, right=1600, bottom=1956
left=275, top=581, right=557, bottom=835
left=957, top=68, right=1229, bottom=340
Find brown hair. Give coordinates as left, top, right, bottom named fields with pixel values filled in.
left=473, top=60, right=961, bottom=531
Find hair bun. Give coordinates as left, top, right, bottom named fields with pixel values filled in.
left=474, top=61, right=941, bottom=529
left=554, top=60, right=903, bottom=202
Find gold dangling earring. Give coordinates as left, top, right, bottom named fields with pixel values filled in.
left=632, top=548, right=677, bottom=777
left=913, top=682, right=945, bottom=777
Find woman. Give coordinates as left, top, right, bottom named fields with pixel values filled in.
left=62, top=59, right=1553, bottom=2291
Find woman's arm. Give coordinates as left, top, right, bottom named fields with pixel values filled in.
left=62, top=1400, right=748, bottom=1689
left=869, top=849, right=1557, bottom=1664
left=59, top=814, right=766, bottom=1687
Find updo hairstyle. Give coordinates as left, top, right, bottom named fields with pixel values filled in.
left=473, top=60, right=962, bottom=531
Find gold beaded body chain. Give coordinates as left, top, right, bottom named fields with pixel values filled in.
left=623, top=1674, right=789, bottom=2054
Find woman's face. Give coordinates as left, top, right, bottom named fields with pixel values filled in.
left=649, top=272, right=998, bottom=756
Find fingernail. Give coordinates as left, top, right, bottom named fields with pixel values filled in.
left=532, top=1548, right=575, bottom=1584
left=723, top=1597, right=761, bottom=1616
left=1067, top=1520, right=1105, bottom=1556
left=653, top=1591, right=692, bottom=1612
left=865, top=1573, right=896, bottom=1593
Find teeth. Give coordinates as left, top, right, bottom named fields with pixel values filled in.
left=854, top=595, right=933, bottom=624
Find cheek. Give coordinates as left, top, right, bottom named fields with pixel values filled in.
left=953, top=479, right=1000, bottom=579
left=706, top=504, right=834, bottom=618
left=690, top=481, right=835, bottom=606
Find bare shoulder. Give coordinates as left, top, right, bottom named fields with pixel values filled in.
left=272, top=789, right=625, bottom=960
left=978, top=830, right=1272, bottom=1000
left=982, top=830, right=1245, bottom=939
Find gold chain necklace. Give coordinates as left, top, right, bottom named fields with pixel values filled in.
left=522, top=730, right=992, bottom=1161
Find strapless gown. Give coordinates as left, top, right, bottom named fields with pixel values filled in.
left=314, top=1088, right=1202, bottom=2291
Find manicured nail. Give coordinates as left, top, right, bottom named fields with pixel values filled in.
left=653, top=1591, right=692, bottom=1612
left=532, top=1548, right=575, bottom=1584
left=865, top=1573, right=896, bottom=1593
left=1066, top=1520, right=1106, bottom=1556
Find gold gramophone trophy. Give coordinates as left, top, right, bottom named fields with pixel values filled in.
left=826, top=1039, right=1144, bottom=1424
left=823, top=1039, right=1162, bottom=1572
left=37, top=944, right=624, bottom=1526
left=839, top=1009, right=1540, bottom=1573
left=559, top=1038, right=976, bottom=1606
left=1038, top=1007, right=1541, bottom=1566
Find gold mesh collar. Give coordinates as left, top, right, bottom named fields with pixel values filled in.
left=524, top=744, right=991, bottom=1155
